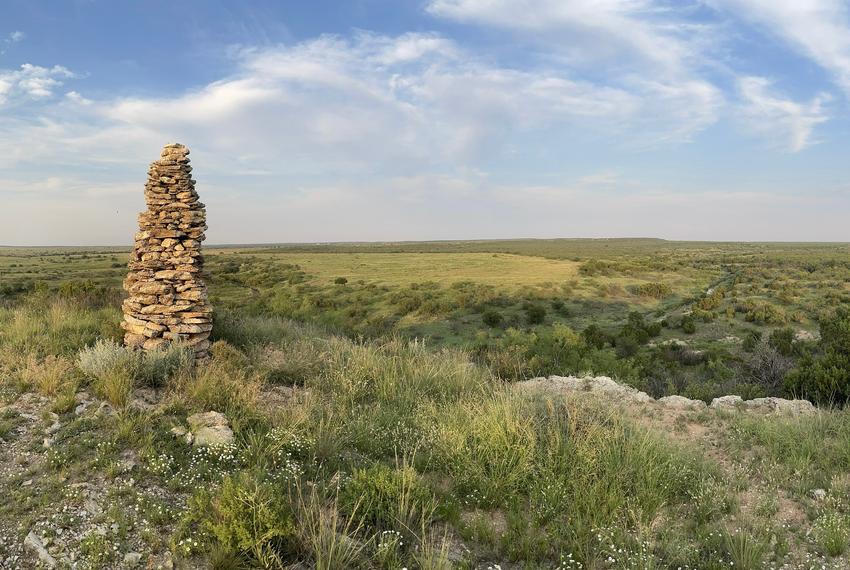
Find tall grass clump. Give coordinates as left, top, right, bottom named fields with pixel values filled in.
left=429, top=391, right=716, bottom=562
left=313, top=337, right=489, bottom=409
left=813, top=512, right=850, bottom=557
left=294, top=486, right=369, bottom=570
left=136, top=342, right=195, bottom=388
left=212, top=309, right=321, bottom=349
left=21, top=354, right=75, bottom=396
left=169, top=341, right=263, bottom=419
left=340, top=460, right=436, bottom=535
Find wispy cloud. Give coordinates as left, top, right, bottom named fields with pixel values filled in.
left=709, top=0, right=850, bottom=96
left=737, top=76, right=830, bottom=152
left=426, top=0, right=724, bottom=142
left=1, top=30, right=25, bottom=55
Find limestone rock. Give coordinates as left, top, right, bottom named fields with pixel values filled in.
left=24, top=531, right=56, bottom=568
left=517, top=375, right=654, bottom=405
left=658, top=395, right=707, bottom=410
left=122, top=143, right=212, bottom=360
left=710, top=395, right=744, bottom=411
left=744, top=397, right=816, bottom=415
left=187, top=411, right=234, bottom=446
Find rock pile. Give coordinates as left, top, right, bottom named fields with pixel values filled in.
left=121, top=143, right=212, bottom=360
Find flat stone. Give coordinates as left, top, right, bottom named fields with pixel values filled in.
left=24, top=531, right=57, bottom=568
left=187, top=411, right=234, bottom=446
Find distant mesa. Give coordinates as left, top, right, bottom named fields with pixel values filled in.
left=120, top=143, right=212, bottom=360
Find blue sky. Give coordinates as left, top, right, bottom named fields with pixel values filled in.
left=2, top=0, right=850, bottom=245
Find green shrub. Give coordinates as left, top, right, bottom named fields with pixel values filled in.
left=176, top=473, right=297, bottom=563
left=785, top=307, right=850, bottom=404
left=636, top=282, right=673, bottom=299
left=582, top=324, right=608, bottom=349
left=482, top=309, right=503, bottom=328
left=769, top=327, right=795, bottom=356
left=334, top=277, right=348, bottom=285
left=524, top=303, right=546, bottom=325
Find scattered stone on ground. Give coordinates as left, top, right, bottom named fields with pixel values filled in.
left=794, top=329, right=818, bottom=342
left=121, top=143, right=212, bottom=360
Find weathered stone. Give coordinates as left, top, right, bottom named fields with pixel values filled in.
left=24, top=531, right=57, bottom=568
left=516, top=375, right=654, bottom=405
left=658, top=395, right=707, bottom=410
left=123, top=143, right=211, bottom=359
left=187, top=411, right=234, bottom=447
left=710, top=395, right=744, bottom=411
left=744, top=397, right=816, bottom=415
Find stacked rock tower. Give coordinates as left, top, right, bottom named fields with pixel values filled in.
left=121, top=143, right=212, bottom=360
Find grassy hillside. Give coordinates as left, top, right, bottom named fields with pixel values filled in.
left=1, top=286, right=850, bottom=568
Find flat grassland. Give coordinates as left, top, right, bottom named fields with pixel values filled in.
left=2, top=238, right=850, bottom=568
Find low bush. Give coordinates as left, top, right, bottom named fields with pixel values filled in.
left=340, top=461, right=435, bottom=533
left=175, top=472, right=297, bottom=564
left=636, top=282, right=673, bottom=299
left=523, top=303, right=546, bottom=325
left=482, top=309, right=503, bottom=328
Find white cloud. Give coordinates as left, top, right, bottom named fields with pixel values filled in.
left=737, top=76, right=830, bottom=152
left=0, top=32, right=725, bottom=177
left=426, top=0, right=723, bottom=142
left=0, top=64, right=75, bottom=105
left=0, top=23, right=842, bottom=245
left=709, top=0, right=850, bottom=96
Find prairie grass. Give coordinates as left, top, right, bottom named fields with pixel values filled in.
left=725, top=410, right=850, bottom=491
left=0, top=298, right=120, bottom=357
left=294, top=486, right=369, bottom=570
left=21, top=355, right=74, bottom=396
left=4, top=261, right=850, bottom=569
left=167, top=344, right=264, bottom=419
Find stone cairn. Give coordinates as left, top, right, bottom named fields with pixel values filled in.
left=121, top=143, right=212, bottom=360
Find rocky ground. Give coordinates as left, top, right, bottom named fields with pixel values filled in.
left=0, top=386, right=190, bottom=569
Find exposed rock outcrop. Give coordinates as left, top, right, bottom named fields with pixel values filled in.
left=516, top=375, right=654, bottom=405
left=658, top=395, right=707, bottom=410
left=121, top=143, right=212, bottom=360
left=517, top=375, right=817, bottom=415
